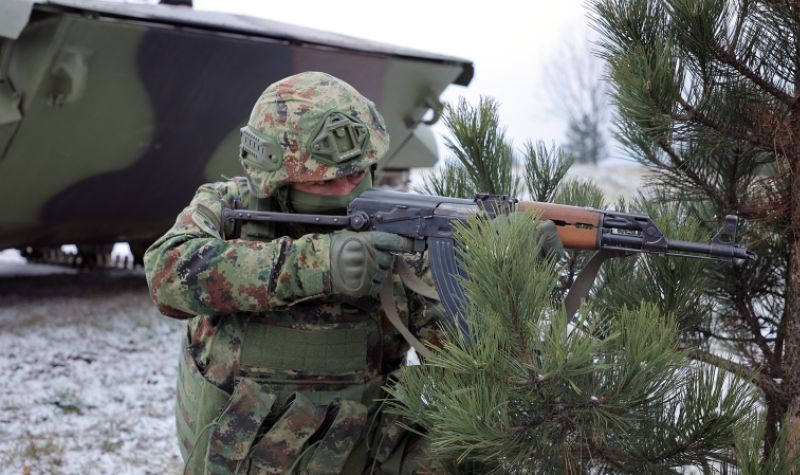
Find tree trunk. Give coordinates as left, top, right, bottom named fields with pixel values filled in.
left=784, top=158, right=800, bottom=464
left=765, top=393, right=779, bottom=460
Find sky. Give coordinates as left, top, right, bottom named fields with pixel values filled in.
left=192, top=0, right=595, bottom=154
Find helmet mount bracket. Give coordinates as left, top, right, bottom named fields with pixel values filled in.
left=309, top=111, right=369, bottom=165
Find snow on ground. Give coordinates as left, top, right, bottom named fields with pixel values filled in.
left=0, top=267, right=184, bottom=475
left=0, top=250, right=77, bottom=278
left=564, top=163, right=651, bottom=203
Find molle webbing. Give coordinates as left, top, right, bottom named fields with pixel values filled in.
left=240, top=323, right=369, bottom=375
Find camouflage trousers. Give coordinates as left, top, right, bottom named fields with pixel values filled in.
left=176, top=344, right=440, bottom=474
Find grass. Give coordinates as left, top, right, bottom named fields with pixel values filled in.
left=8, top=431, right=65, bottom=473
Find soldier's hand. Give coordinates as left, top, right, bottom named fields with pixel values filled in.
left=536, top=220, right=565, bottom=261
left=330, top=230, right=414, bottom=298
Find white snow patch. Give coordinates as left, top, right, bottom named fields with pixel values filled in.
left=565, top=163, right=651, bottom=203
left=0, top=249, right=25, bottom=264
left=0, top=250, right=78, bottom=278
left=111, top=243, right=133, bottom=260
left=0, top=270, right=184, bottom=474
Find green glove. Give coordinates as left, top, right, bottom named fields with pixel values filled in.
left=537, top=220, right=565, bottom=261
left=330, top=231, right=414, bottom=298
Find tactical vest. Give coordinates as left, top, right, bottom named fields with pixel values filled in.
left=175, top=178, right=420, bottom=475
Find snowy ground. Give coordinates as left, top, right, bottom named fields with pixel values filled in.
left=0, top=252, right=184, bottom=475
left=564, top=163, right=650, bottom=203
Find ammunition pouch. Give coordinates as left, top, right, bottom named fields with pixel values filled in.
left=176, top=322, right=380, bottom=474
left=175, top=290, right=433, bottom=473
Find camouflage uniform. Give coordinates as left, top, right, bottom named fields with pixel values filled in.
left=145, top=72, right=443, bottom=474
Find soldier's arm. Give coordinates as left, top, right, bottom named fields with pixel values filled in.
left=144, top=182, right=332, bottom=318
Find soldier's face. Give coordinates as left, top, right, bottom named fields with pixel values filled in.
left=291, top=169, right=368, bottom=196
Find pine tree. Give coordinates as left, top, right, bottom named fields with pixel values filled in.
left=565, top=112, right=606, bottom=165
left=393, top=98, right=774, bottom=473
left=591, top=0, right=800, bottom=466
left=541, top=33, right=611, bottom=165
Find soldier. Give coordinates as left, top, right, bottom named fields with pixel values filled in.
left=145, top=71, right=563, bottom=474
left=145, top=72, right=447, bottom=474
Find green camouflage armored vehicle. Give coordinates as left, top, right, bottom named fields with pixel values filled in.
left=0, top=0, right=472, bottom=264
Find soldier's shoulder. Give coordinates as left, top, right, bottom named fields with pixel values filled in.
left=194, top=177, right=249, bottom=201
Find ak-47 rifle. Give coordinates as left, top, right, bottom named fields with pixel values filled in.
left=221, top=189, right=756, bottom=336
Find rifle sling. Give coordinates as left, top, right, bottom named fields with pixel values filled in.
left=384, top=248, right=625, bottom=354
left=395, top=259, right=440, bottom=302
left=564, top=249, right=628, bottom=320
left=379, top=258, right=435, bottom=359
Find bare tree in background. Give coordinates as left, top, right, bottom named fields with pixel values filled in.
left=542, top=32, right=610, bottom=164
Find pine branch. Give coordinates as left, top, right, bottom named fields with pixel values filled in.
left=655, top=139, right=726, bottom=204
left=728, top=263, right=780, bottom=374
left=728, top=0, right=750, bottom=55
left=505, top=281, right=535, bottom=371
left=792, top=7, right=800, bottom=102
left=672, top=94, right=777, bottom=153
left=707, top=36, right=795, bottom=106
left=592, top=0, right=796, bottom=468
left=646, top=420, right=723, bottom=466
left=693, top=325, right=763, bottom=344
left=583, top=441, right=683, bottom=475
left=687, top=346, right=783, bottom=400
left=734, top=297, right=775, bottom=364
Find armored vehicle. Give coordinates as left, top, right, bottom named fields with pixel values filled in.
left=0, top=0, right=472, bottom=264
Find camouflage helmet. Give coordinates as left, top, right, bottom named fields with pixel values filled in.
left=239, top=72, right=390, bottom=198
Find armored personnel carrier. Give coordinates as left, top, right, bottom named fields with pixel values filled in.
left=0, top=0, right=472, bottom=264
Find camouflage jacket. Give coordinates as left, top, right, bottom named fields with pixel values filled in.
left=145, top=177, right=448, bottom=473
left=144, top=177, right=443, bottom=393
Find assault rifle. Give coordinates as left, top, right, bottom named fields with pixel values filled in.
left=221, top=189, right=756, bottom=336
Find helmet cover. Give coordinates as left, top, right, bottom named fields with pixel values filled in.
left=240, top=72, right=389, bottom=197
